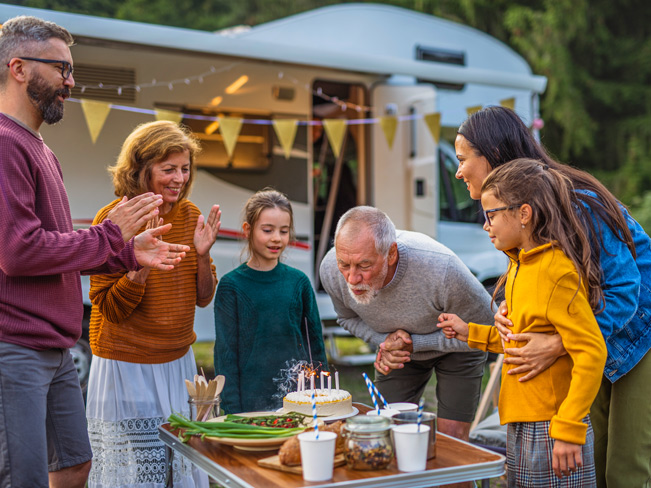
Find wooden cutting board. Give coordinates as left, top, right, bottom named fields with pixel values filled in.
left=258, top=453, right=346, bottom=474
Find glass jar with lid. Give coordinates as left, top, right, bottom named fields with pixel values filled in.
left=342, top=415, right=394, bottom=470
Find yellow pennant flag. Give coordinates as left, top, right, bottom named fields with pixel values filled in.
left=500, top=97, right=516, bottom=110
left=154, top=109, right=183, bottom=124
left=379, top=116, right=398, bottom=149
left=80, top=99, right=111, bottom=144
left=219, top=117, right=243, bottom=158
left=466, top=105, right=482, bottom=117
left=423, top=112, right=442, bottom=144
left=272, top=119, right=299, bottom=159
left=323, top=119, right=347, bottom=158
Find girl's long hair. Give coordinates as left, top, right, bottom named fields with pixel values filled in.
left=458, top=106, right=636, bottom=270
left=242, top=188, right=295, bottom=262
left=482, top=158, right=604, bottom=312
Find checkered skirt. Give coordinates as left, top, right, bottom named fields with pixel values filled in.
left=506, top=416, right=596, bottom=487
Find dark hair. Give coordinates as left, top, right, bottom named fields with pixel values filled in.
left=0, top=16, right=74, bottom=87
left=242, top=188, right=294, bottom=261
left=482, top=158, right=604, bottom=311
left=458, top=106, right=636, bottom=268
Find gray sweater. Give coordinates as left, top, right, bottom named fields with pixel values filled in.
left=319, top=230, right=495, bottom=361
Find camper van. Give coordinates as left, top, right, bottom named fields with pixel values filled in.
left=0, top=3, right=546, bottom=384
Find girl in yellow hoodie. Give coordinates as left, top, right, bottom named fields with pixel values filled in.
left=439, top=158, right=606, bottom=487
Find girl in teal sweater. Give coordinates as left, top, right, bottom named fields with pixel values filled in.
left=213, top=189, right=328, bottom=413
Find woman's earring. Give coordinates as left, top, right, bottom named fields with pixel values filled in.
left=521, top=224, right=525, bottom=229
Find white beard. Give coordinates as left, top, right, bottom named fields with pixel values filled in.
left=347, top=284, right=380, bottom=305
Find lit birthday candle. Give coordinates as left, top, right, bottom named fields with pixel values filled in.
left=320, top=371, right=325, bottom=390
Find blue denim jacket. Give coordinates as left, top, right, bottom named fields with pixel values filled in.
left=578, top=190, right=651, bottom=382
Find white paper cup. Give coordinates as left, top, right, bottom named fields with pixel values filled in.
left=388, top=402, right=418, bottom=412
left=392, top=424, right=430, bottom=472
left=366, top=408, right=400, bottom=418
left=298, top=431, right=337, bottom=481
left=392, top=411, right=437, bottom=459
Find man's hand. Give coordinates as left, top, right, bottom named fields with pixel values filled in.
left=503, top=332, right=566, bottom=381
left=107, top=193, right=164, bottom=242
left=133, top=224, right=190, bottom=271
left=552, top=439, right=583, bottom=479
left=374, top=330, right=412, bottom=375
left=194, top=205, right=221, bottom=257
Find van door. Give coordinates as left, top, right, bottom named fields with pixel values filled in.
left=371, top=83, right=438, bottom=237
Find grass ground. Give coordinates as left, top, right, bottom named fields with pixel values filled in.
left=192, top=337, right=507, bottom=487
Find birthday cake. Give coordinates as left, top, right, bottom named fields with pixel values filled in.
left=283, top=388, right=353, bottom=417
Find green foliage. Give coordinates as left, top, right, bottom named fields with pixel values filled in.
left=629, top=192, right=651, bottom=235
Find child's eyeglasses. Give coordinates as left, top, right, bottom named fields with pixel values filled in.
left=483, top=204, right=521, bottom=226
left=8, top=57, right=74, bottom=80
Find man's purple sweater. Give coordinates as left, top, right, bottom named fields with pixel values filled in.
left=0, top=114, right=139, bottom=350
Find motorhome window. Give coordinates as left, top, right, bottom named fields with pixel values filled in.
left=181, top=110, right=309, bottom=203
left=415, top=46, right=466, bottom=91
left=71, top=64, right=136, bottom=103
left=438, top=146, right=483, bottom=224
left=182, top=112, right=271, bottom=172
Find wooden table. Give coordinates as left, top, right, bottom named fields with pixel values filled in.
left=159, top=404, right=505, bottom=488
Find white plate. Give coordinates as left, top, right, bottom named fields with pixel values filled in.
left=202, top=411, right=314, bottom=451
left=277, top=406, right=359, bottom=422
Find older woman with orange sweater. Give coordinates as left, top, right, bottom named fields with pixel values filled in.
left=85, top=121, right=220, bottom=488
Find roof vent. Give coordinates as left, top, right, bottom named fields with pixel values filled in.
left=71, top=64, right=137, bottom=103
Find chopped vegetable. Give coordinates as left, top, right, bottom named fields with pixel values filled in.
left=225, top=412, right=310, bottom=429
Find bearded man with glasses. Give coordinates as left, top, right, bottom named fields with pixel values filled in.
left=0, top=16, right=192, bottom=488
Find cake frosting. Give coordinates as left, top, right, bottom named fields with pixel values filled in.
left=283, top=388, right=353, bottom=417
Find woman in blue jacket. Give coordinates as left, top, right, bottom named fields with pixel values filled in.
left=454, top=106, right=651, bottom=488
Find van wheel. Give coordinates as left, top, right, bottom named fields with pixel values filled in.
left=70, top=338, right=92, bottom=395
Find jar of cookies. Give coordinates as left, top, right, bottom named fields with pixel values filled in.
left=342, top=415, right=394, bottom=470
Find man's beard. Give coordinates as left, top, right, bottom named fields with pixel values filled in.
left=346, top=258, right=389, bottom=305
left=27, top=73, right=69, bottom=125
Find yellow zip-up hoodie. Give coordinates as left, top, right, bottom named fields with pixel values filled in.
left=468, top=242, right=607, bottom=445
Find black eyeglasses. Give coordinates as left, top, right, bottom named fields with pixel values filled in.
left=8, top=57, right=74, bottom=80
left=483, top=204, right=521, bottom=226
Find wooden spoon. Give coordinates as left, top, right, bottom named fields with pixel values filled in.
left=185, top=379, right=196, bottom=398
left=214, top=375, right=226, bottom=396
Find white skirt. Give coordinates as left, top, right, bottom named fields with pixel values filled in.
left=86, top=348, right=209, bottom=488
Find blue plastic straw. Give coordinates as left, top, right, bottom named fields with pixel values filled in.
left=362, top=372, right=381, bottom=415
left=371, top=381, right=389, bottom=409
left=311, top=389, right=319, bottom=439
left=417, top=397, right=425, bottom=432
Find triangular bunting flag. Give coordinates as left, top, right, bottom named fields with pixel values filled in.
left=466, top=105, right=482, bottom=117
left=80, top=99, right=111, bottom=144
left=500, top=97, right=516, bottom=110
left=272, top=119, right=299, bottom=159
left=219, top=117, right=243, bottom=158
left=323, top=119, right=347, bottom=158
left=379, top=116, right=398, bottom=149
left=154, top=109, right=183, bottom=124
left=423, top=113, right=442, bottom=144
